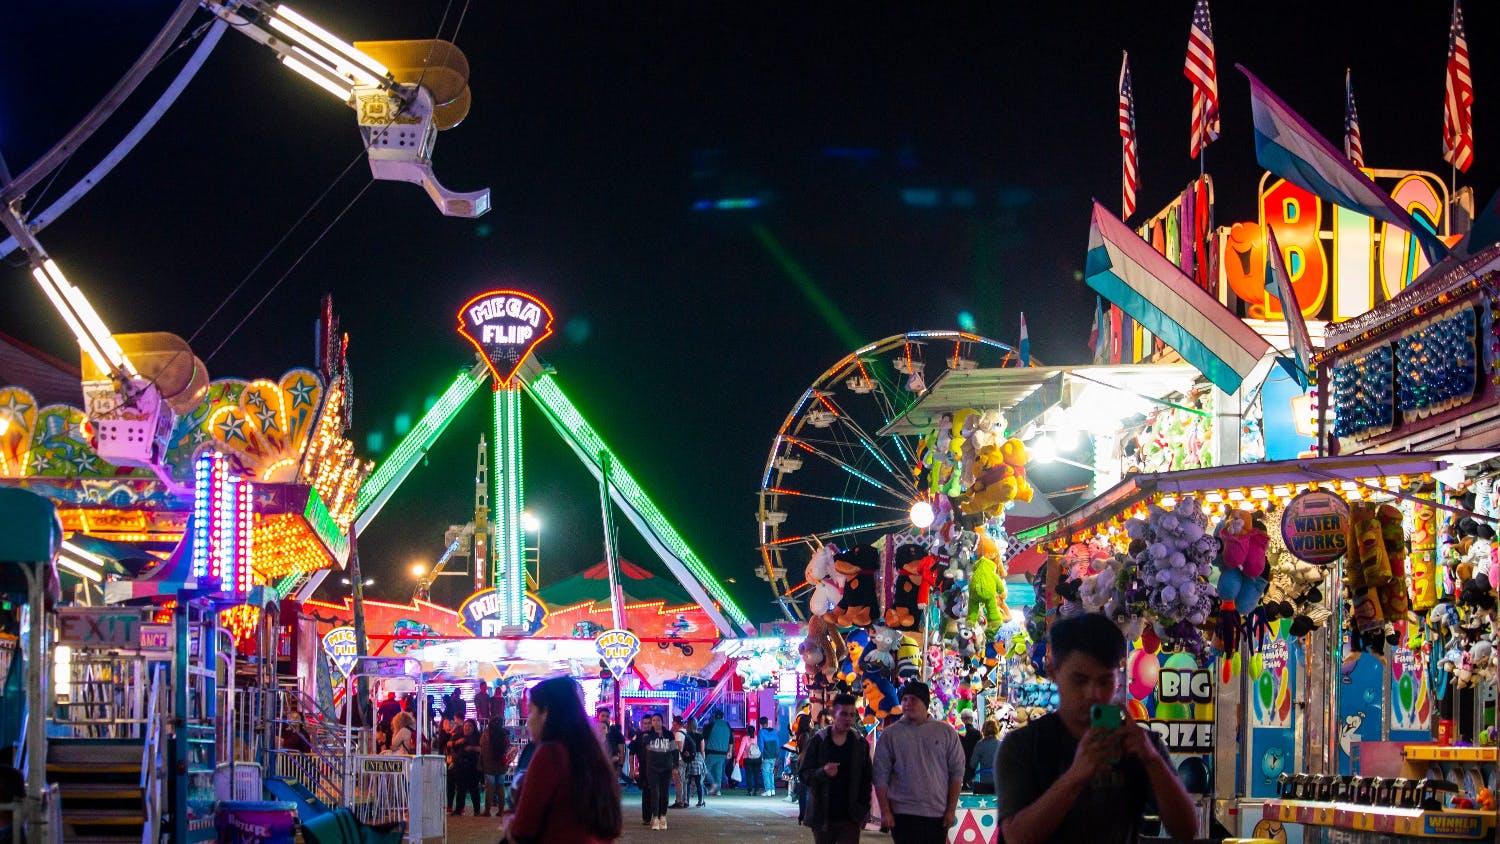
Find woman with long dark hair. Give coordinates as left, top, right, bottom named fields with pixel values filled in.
left=498, top=677, right=622, bottom=843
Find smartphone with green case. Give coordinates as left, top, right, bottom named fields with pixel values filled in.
left=1090, top=704, right=1123, bottom=730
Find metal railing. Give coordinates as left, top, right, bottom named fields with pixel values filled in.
left=271, top=749, right=343, bottom=807
left=141, top=664, right=165, bottom=844
left=53, top=655, right=149, bottom=739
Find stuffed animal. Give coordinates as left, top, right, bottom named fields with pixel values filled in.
left=799, top=616, right=845, bottom=687
left=832, top=544, right=881, bottom=628
left=894, top=634, right=922, bottom=682
left=886, top=544, right=926, bottom=630
left=967, top=552, right=1009, bottom=628
left=954, top=620, right=984, bottom=661
left=861, top=625, right=902, bottom=679
left=860, top=674, right=901, bottom=723
left=1216, top=510, right=1269, bottom=614
left=840, top=627, right=869, bottom=688
left=806, top=543, right=846, bottom=620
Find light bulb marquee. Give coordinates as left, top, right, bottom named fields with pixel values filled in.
left=456, top=290, right=555, bottom=388
left=191, top=450, right=253, bottom=596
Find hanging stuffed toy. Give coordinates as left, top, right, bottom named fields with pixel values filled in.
left=966, top=536, right=1009, bottom=629
left=894, top=634, right=922, bottom=682
left=806, top=542, right=846, bottom=620
left=799, top=615, right=846, bottom=688
left=886, top=544, right=926, bottom=630
left=832, top=544, right=881, bottom=628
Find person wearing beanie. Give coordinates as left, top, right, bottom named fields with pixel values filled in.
left=873, top=680, right=966, bottom=843
left=996, top=613, right=1196, bottom=844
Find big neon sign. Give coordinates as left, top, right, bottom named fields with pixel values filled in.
left=457, top=290, right=555, bottom=387
left=1222, top=171, right=1455, bottom=322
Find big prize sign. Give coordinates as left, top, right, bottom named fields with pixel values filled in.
left=595, top=629, right=640, bottom=679
left=457, top=290, right=555, bottom=386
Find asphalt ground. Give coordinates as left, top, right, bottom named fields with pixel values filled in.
left=443, top=787, right=858, bottom=843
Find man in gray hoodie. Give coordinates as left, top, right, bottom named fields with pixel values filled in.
left=873, top=681, right=965, bottom=844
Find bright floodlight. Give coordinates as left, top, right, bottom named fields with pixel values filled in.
left=1053, top=426, right=1079, bottom=451
left=411, top=563, right=427, bottom=577
left=1031, top=435, right=1057, bottom=463
left=521, top=511, right=541, bottom=533
left=909, top=500, right=935, bottom=530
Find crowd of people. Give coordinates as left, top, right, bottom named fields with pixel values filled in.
left=327, top=612, right=1199, bottom=842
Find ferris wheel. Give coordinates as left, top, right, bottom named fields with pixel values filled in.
left=756, top=331, right=1033, bottom=621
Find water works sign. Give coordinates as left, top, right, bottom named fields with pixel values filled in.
left=1281, top=490, right=1351, bottom=565
left=458, top=587, right=547, bottom=636
left=456, top=290, right=555, bottom=386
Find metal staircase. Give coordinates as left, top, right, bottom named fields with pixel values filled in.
left=47, top=660, right=165, bottom=844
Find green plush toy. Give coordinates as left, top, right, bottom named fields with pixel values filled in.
left=967, top=554, right=1007, bottom=627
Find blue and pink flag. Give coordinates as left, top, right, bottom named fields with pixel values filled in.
left=1086, top=201, right=1270, bottom=394
left=1018, top=313, right=1031, bottom=366
left=1241, top=65, right=1449, bottom=267
left=1263, top=225, right=1314, bottom=387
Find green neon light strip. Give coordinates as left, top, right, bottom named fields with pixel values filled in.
left=355, top=369, right=484, bottom=520
left=526, top=373, right=750, bottom=630
left=493, top=388, right=526, bottom=627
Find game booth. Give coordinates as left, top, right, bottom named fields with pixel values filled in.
left=1013, top=450, right=1499, bottom=843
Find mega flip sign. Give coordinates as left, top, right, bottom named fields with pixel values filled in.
left=595, top=629, right=640, bottom=679
left=457, top=290, right=555, bottom=387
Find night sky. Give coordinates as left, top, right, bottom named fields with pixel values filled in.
left=2, top=2, right=1497, bottom=623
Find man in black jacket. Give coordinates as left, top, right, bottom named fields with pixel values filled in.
left=799, top=694, right=873, bottom=844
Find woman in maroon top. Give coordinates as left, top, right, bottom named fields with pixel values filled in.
left=499, top=677, right=622, bottom=843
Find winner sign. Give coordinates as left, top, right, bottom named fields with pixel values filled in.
left=457, top=290, right=555, bottom=386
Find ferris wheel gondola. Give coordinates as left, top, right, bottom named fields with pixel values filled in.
left=756, top=331, right=1035, bottom=621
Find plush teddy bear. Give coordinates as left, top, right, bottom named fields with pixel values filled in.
left=832, top=544, right=881, bottom=628
left=806, top=542, right=846, bottom=620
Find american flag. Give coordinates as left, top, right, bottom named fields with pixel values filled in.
left=1345, top=69, right=1364, bottom=168
left=1444, top=0, right=1474, bottom=172
left=1120, top=53, right=1138, bottom=219
left=1184, top=0, right=1220, bottom=159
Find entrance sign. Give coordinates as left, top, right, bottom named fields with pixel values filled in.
left=457, top=290, right=555, bottom=386
left=595, top=629, right=640, bottom=678
left=1281, top=491, right=1351, bottom=565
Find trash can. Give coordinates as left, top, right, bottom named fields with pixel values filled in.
left=215, top=800, right=297, bottom=843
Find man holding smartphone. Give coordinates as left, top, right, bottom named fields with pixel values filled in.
left=996, top=613, right=1197, bottom=844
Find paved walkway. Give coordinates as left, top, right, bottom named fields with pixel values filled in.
left=444, top=790, right=839, bottom=843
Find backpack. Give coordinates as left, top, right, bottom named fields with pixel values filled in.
left=681, top=731, right=699, bottom=762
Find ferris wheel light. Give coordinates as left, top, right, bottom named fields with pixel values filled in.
left=909, top=500, right=935, bottom=530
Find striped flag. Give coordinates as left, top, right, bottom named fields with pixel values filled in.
left=1344, top=69, right=1364, bottom=168
left=1086, top=201, right=1271, bottom=394
left=1443, top=0, right=1474, bottom=173
left=1263, top=226, right=1315, bottom=387
left=1120, top=53, right=1139, bottom=219
left=1019, top=313, right=1031, bottom=366
left=1241, top=65, right=1450, bottom=267
left=1184, top=0, right=1220, bottom=159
